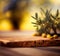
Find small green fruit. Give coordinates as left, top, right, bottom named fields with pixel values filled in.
left=47, top=34, right=51, bottom=38
left=42, top=33, right=46, bottom=38
left=53, top=35, right=58, bottom=39
left=33, top=32, right=40, bottom=36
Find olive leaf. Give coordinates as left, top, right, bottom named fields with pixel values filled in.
left=31, top=8, right=60, bottom=35
left=56, top=9, right=59, bottom=17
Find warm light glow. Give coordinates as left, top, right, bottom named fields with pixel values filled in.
left=32, top=0, right=46, bottom=5
left=20, top=7, right=41, bottom=31
left=1, top=0, right=60, bottom=31
left=0, top=20, right=13, bottom=31
left=5, top=11, right=11, bottom=18
left=19, top=12, right=36, bottom=31
left=50, top=0, right=60, bottom=5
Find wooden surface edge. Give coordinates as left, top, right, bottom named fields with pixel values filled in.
left=0, top=40, right=60, bottom=47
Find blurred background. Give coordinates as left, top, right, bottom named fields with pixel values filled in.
left=0, top=0, right=60, bottom=31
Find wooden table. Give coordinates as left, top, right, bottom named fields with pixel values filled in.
left=0, top=31, right=60, bottom=47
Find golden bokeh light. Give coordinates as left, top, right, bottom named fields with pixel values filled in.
left=5, top=11, right=11, bottom=18
left=19, top=6, right=42, bottom=31
left=19, top=11, right=36, bottom=31
left=0, top=20, right=13, bottom=31
left=50, top=0, right=60, bottom=5
left=0, top=0, right=60, bottom=31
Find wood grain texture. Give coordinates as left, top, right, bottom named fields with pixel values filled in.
left=0, top=31, right=60, bottom=47
left=0, top=37, right=60, bottom=47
